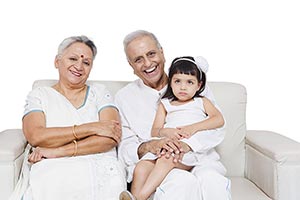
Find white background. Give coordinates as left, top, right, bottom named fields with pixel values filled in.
left=1, top=0, right=299, bottom=142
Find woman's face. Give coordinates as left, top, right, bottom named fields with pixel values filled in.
left=55, top=42, right=93, bottom=87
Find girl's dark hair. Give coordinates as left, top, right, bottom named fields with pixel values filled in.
left=162, top=56, right=206, bottom=101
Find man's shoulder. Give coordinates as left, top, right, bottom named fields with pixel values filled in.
left=115, top=79, right=140, bottom=96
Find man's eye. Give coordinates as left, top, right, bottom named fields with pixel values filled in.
left=135, top=58, right=142, bottom=63
left=148, top=51, right=156, bottom=57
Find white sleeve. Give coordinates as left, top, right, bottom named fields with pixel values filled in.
left=23, top=87, right=44, bottom=117
left=181, top=128, right=225, bottom=153
left=118, top=134, right=140, bottom=183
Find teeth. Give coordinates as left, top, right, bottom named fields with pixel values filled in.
left=72, top=71, right=81, bottom=77
left=145, top=67, right=156, bottom=73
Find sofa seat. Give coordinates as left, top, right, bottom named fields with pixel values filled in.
left=230, top=177, right=271, bottom=200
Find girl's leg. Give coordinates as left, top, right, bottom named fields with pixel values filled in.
left=131, top=160, right=155, bottom=198
left=137, top=156, right=192, bottom=200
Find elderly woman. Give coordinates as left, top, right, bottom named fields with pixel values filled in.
left=17, top=36, right=126, bottom=200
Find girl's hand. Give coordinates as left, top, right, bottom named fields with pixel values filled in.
left=158, top=128, right=182, bottom=140
left=177, top=125, right=197, bottom=139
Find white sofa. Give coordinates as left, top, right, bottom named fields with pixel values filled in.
left=1, top=80, right=300, bottom=200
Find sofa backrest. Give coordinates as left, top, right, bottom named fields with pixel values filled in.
left=33, top=80, right=247, bottom=177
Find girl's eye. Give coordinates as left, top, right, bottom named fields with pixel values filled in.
left=174, top=80, right=180, bottom=83
left=188, top=80, right=194, bottom=84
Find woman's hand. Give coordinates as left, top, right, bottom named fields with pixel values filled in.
left=28, top=147, right=58, bottom=164
left=90, top=120, right=121, bottom=143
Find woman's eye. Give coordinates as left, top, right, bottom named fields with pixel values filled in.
left=69, top=57, right=77, bottom=61
left=83, top=61, right=90, bottom=66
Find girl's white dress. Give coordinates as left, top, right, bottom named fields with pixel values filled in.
left=142, top=97, right=225, bottom=168
left=11, top=84, right=126, bottom=200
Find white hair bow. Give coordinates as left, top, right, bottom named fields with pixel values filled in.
left=194, top=56, right=209, bottom=73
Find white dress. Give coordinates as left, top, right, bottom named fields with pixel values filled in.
left=17, top=84, right=126, bottom=200
left=142, top=97, right=223, bottom=167
left=116, top=79, right=231, bottom=200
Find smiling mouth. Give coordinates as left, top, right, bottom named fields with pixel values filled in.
left=144, top=66, right=157, bottom=74
left=71, top=70, right=82, bottom=77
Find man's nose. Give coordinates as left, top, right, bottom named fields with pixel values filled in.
left=144, top=57, right=151, bottom=67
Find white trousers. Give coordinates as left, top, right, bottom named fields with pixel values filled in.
left=153, top=167, right=231, bottom=200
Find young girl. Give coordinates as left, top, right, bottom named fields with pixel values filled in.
left=119, top=56, right=225, bottom=200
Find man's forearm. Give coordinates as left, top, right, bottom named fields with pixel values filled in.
left=137, top=140, right=159, bottom=159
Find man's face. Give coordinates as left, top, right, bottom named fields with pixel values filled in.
left=125, top=36, right=166, bottom=89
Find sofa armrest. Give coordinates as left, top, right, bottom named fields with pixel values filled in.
left=0, top=129, right=27, bottom=200
left=0, top=129, right=27, bottom=161
left=245, top=130, right=300, bottom=200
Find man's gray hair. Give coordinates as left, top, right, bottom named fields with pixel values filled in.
left=57, top=35, right=97, bottom=59
left=123, top=30, right=162, bottom=54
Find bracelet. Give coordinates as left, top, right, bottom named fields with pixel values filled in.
left=72, top=140, right=78, bottom=157
left=72, top=125, right=79, bottom=140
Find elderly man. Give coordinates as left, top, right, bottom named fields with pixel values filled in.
left=116, top=30, right=231, bottom=200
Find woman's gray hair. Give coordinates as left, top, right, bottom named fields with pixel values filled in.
left=57, top=35, right=97, bottom=59
left=123, top=30, right=162, bottom=55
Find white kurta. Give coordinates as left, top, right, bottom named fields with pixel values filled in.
left=20, top=84, right=126, bottom=200
left=115, top=79, right=231, bottom=200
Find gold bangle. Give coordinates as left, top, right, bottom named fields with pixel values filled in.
left=72, top=125, right=79, bottom=140
left=72, top=140, right=78, bottom=157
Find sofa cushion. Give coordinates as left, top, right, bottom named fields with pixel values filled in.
left=230, top=177, right=271, bottom=200
left=209, top=82, right=247, bottom=177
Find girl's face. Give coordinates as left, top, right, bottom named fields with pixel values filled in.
left=170, top=73, right=201, bottom=102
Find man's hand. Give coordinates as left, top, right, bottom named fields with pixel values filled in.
left=160, top=141, right=191, bottom=163
left=137, top=137, right=182, bottom=159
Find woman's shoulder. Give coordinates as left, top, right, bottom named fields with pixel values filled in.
left=88, top=83, right=106, bottom=91
left=27, top=86, right=55, bottom=97
left=88, top=83, right=114, bottom=101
